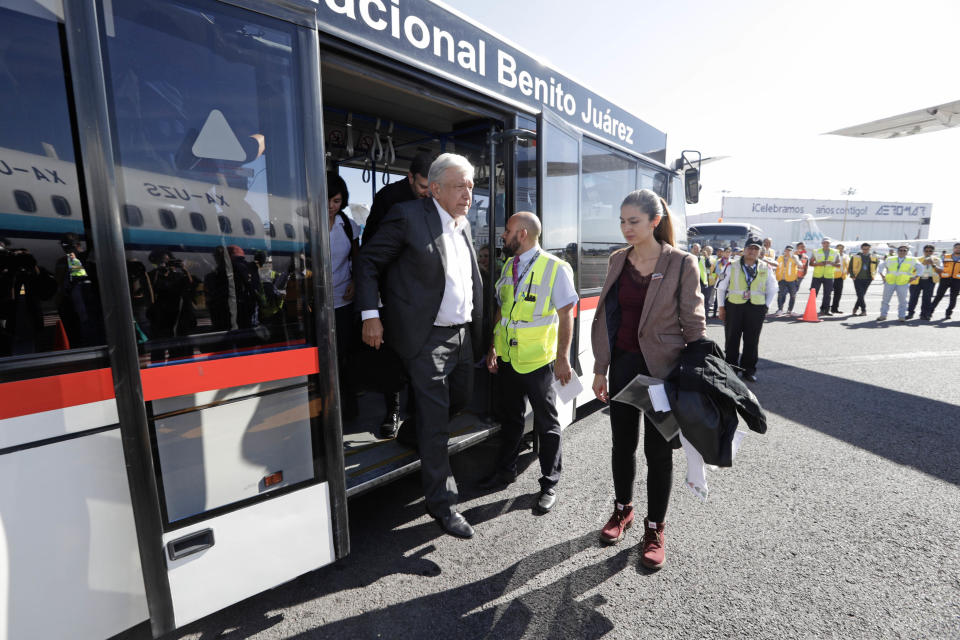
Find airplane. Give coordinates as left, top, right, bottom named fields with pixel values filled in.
left=785, top=214, right=959, bottom=256
left=827, top=99, right=960, bottom=139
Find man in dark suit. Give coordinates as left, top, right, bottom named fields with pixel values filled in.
left=355, top=153, right=483, bottom=539
left=361, top=152, right=433, bottom=438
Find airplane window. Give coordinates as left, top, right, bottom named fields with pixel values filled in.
left=159, top=209, right=177, bottom=229
left=14, top=190, right=37, bottom=213
left=241, top=218, right=255, bottom=236
left=284, top=223, right=295, bottom=239
left=123, top=204, right=144, bottom=227
left=217, top=215, right=232, bottom=234
left=268, top=222, right=277, bottom=238
left=190, top=212, right=207, bottom=232
left=52, top=196, right=72, bottom=217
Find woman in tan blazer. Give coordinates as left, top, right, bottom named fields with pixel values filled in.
left=590, top=189, right=706, bottom=569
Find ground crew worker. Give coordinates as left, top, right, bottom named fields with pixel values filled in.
left=717, top=236, right=777, bottom=382
left=774, top=244, right=801, bottom=316
left=850, top=243, right=878, bottom=316
left=795, top=241, right=810, bottom=287
left=761, top=237, right=778, bottom=267
left=877, top=244, right=919, bottom=322
left=702, top=245, right=718, bottom=314
left=829, top=244, right=848, bottom=314
left=930, top=242, right=960, bottom=320
left=907, top=245, right=941, bottom=320
left=483, top=211, right=578, bottom=514
left=809, top=237, right=841, bottom=316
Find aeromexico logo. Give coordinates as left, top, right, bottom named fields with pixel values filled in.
left=318, top=0, right=657, bottom=151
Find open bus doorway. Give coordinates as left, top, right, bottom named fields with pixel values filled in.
left=318, top=54, right=509, bottom=497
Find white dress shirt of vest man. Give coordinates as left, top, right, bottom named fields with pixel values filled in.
left=480, top=212, right=578, bottom=514
left=809, top=237, right=841, bottom=315
left=354, top=153, right=483, bottom=540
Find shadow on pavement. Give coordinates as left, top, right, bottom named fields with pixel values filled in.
left=755, top=360, right=960, bottom=486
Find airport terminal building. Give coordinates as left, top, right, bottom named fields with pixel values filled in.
left=701, top=196, right=932, bottom=247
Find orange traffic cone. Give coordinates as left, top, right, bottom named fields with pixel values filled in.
left=800, top=288, right=820, bottom=322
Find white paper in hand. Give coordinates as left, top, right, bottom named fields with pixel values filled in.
left=552, top=371, right=583, bottom=406
left=647, top=384, right=671, bottom=412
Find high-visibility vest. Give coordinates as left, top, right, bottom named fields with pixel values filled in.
left=883, top=256, right=917, bottom=285
left=706, top=256, right=719, bottom=286
left=493, top=251, right=568, bottom=374
left=812, top=247, right=839, bottom=279
left=725, top=259, right=769, bottom=305
left=836, top=254, right=848, bottom=279
left=697, top=255, right=708, bottom=285
left=942, top=255, right=960, bottom=279
left=67, top=255, right=88, bottom=279
left=910, top=256, right=941, bottom=285
left=775, top=255, right=799, bottom=282
left=849, top=254, right=877, bottom=279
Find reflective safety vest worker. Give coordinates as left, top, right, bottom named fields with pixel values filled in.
left=726, top=259, right=769, bottom=305
left=882, top=256, right=917, bottom=285
left=493, top=251, right=568, bottom=374
left=775, top=255, right=799, bottom=282
left=940, top=254, right=960, bottom=279
left=849, top=253, right=877, bottom=279
left=698, top=255, right=708, bottom=285
left=706, top=256, right=720, bottom=286
left=812, top=247, right=839, bottom=278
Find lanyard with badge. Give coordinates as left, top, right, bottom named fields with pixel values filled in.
left=512, top=250, right=540, bottom=302
left=741, top=260, right=757, bottom=288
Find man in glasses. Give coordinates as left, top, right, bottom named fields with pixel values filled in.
left=877, top=244, right=919, bottom=322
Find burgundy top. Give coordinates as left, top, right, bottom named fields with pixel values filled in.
left=615, top=259, right=651, bottom=352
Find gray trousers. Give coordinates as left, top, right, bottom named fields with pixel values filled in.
left=881, top=283, right=909, bottom=319
left=404, top=325, right=474, bottom=519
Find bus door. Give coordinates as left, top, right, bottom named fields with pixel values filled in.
left=537, top=111, right=581, bottom=428
left=69, top=0, right=346, bottom=632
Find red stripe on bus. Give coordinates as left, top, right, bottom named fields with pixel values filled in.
left=0, top=368, right=115, bottom=420
left=580, top=296, right=600, bottom=311
left=140, top=347, right=320, bottom=401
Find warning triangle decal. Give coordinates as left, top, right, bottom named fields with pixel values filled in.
left=192, top=109, right=248, bottom=162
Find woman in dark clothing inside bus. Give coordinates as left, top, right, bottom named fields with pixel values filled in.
left=590, top=189, right=706, bottom=569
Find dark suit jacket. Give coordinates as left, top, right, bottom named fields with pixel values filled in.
left=361, top=178, right=416, bottom=245
left=355, top=197, right=483, bottom=361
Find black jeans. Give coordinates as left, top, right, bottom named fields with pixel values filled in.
left=931, top=278, right=960, bottom=316
left=493, top=360, right=562, bottom=492
left=830, top=278, right=845, bottom=312
left=608, top=349, right=673, bottom=522
left=334, top=303, right=358, bottom=418
left=724, top=302, right=766, bottom=375
left=852, top=279, right=871, bottom=314
left=908, top=279, right=935, bottom=317
left=811, top=277, right=835, bottom=312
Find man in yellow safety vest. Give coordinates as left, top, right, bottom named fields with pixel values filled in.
left=774, top=244, right=802, bottom=317
left=930, top=242, right=960, bottom=320
left=810, top=237, right=841, bottom=316
left=877, top=244, right=919, bottom=322
left=482, top=212, right=577, bottom=514
left=829, top=243, right=849, bottom=314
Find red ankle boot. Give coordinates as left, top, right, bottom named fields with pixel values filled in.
left=599, top=503, right=634, bottom=544
left=641, top=518, right=665, bottom=569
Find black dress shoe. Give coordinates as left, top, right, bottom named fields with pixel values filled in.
left=434, top=511, right=474, bottom=538
left=477, top=471, right=516, bottom=491
left=743, top=372, right=758, bottom=383
left=379, top=412, right=400, bottom=439
left=535, top=488, right=557, bottom=514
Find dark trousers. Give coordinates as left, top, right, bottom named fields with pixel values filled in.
left=777, top=280, right=799, bottom=312
left=852, top=279, right=871, bottom=314
left=334, top=304, right=358, bottom=418
left=404, top=325, right=473, bottom=519
left=724, top=302, right=766, bottom=375
left=811, top=277, right=835, bottom=312
left=931, top=279, right=959, bottom=317
left=608, top=349, right=673, bottom=522
left=493, top=360, right=562, bottom=492
left=830, top=278, right=845, bottom=312
left=908, top=278, right=935, bottom=317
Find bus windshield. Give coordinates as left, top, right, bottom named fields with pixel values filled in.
left=687, top=223, right=760, bottom=250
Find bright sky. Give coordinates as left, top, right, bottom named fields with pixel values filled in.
left=444, top=0, right=960, bottom=238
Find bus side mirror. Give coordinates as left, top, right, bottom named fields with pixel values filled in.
left=684, top=168, right=700, bottom=204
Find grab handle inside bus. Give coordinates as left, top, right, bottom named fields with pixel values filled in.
left=167, top=528, right=215, bottom=561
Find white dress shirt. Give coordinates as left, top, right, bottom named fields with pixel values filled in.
left=433, top=199, right=475, bottom=325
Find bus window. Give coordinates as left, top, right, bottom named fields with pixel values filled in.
left=580, top=139, right=637, bottom=290
left=0, top=4, right=105, bottom=358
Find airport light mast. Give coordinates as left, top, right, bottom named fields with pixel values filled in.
left=841, top=187, right=856, bottom=240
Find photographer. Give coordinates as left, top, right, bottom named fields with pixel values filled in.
left=0, top=244, right=57, bottom=356
left=148, top=249, right=197, bottom=361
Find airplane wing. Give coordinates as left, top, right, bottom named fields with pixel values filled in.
left=826, top=100, right=960, bottom=139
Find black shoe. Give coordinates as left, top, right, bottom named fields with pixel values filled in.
left=477, top=471, right=516, bottom=491
left=906, top=312, right=915, bottom=319
left=535, top=488, right=557, bottom=514
left=743, top=372, right=758, bottom=382
left=434, top=511, right=474, bottom=538
left=821, top=310, right=832, bottom=316
left=379, top=412, right=400, bottom=439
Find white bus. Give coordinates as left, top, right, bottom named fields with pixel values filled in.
left=0, top=0, right=698, bottom=637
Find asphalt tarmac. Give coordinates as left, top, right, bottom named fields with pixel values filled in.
left=171, top=286, right=960, bottom=639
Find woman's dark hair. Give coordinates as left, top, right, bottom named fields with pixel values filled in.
left=326, top=172, right=349, bottom=209
left=620, top=189, right=675, bottom=247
